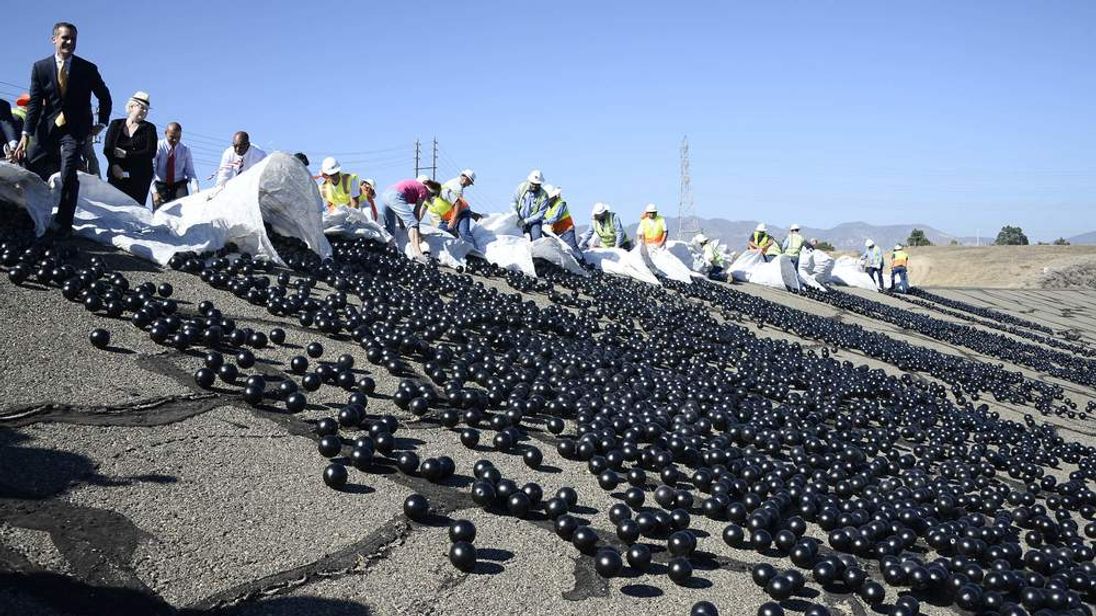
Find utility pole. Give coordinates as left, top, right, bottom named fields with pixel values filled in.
left=431, top=137, right=438, bottom=181
left=414, top=139, right=421, bottom=178
left=677, top=135, right=700, bottom=240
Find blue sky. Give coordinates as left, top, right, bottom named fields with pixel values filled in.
left=4, top=1, right=1094, bottom=240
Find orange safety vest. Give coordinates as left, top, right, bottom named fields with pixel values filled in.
left=427, top=195, right=468, bottom=225
left=638, top=215, right=667, bottom=245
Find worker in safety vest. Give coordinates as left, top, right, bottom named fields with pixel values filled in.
left=540, top=184, right=583, bottom=260
left=426, top=194, right=474, bottom=243
left=747, top=223, right=781, bottom=262
left=637, top=203, right=667, bottom=249
left=578, top=202, right=632, bottom=250
left=357, top=177, right=379, bottom=221
left=694, top=233, right=726, bottom=281
left=319, top=156, right=360, bottom=213
left=781, top=224, right=806, bottom=269
left=511, top=169, right=550, bottom=239
left=862, top=239, right=884, bottom=291
left=890, top=244, right=910, bottom=293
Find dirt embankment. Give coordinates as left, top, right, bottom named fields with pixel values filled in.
left=890, top=245, right=1096, bottom=288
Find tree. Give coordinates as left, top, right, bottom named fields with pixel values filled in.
left=1052, top=237, right=1071, bottom=246
left=949, top=240, right=959, bottom=246
left=994, top=225, right=1029, bottom=246
left=906, top=228, right=932, bottom=247
left=815, top=240, right=836, bottom=252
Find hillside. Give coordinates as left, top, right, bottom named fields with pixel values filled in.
left=614, top=217, right=974, bottom=251
left=900, top=244, right=1096, bottom=288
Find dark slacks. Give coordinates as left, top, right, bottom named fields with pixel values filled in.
left=27, top=129, right=84, bottom=232
left=153, top=181, right=190, bottom=209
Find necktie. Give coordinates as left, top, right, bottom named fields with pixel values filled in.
left=166, top=147, right=176, bottom=184
left=55, top=60, right=68, bottom=127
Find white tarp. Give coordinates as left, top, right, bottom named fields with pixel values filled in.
left=0, top=162, right=58, bottom=235
left=730, top=252, right=801, bottom=290
left=1, top=153, right=331, bottom=266
left=667, top=240, right=702, bottom=272
left=830, top=255, right=880, bottom=291
left=584, top=247, right=661, bottom=286
left=797, top=249, right=835, bottom=291
left=322, top=207, right=391, bottom=243
left=642, top=244, right=695, bottom=283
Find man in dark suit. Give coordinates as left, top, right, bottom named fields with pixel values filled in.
left=12, top=22, right=112, bottom=239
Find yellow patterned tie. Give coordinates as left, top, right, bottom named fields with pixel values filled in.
left=55, top=60, right=67, bottom=127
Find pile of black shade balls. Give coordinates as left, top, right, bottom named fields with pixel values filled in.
left=4, top=225, right=1095, bottom=616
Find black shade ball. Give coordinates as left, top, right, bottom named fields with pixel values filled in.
left=403, top=494, right=429, bottom=521
left=89, top=328, right=110, bottom=349
left=323, top=463, right=347, bottom=489
left=449, top=541, right=477, bottom=572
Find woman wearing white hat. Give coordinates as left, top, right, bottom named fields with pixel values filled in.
left=103, top=91, right=157, bottom=205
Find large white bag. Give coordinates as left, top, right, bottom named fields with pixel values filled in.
left=831, top=255, right=880, bottom=291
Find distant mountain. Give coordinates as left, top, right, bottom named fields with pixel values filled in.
left=1067, top=231, right=1096, bottom=245
left=613, top=217, right=975, bottom=252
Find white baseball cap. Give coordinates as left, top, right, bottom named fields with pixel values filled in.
left=546, top=184, right=562, bottom=199
left=460, top=169, right=476, bottom=184
left=790, top=224, right=801, bottom=231
left=643, top=203, right=658, bottom=214
left=865, top=239, right=874, bottom=247
left=755, top=223, right=767, bottom=232
left=592, top=202, right=609, bottom=216
left=527, top=169, right=544, bottom=185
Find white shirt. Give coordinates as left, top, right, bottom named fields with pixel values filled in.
left=441, top=177, right=465, bottom=204
left=153, top=140, right=197, bottom=184
left=215, top=145, right=267, bottom=186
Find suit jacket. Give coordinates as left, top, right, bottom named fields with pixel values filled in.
left=24, top=54, right=112, bottom=143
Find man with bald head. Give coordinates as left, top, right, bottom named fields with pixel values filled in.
left=215, top=130, right=266, bottom=186
left=152, top=121, right=198, bottom=208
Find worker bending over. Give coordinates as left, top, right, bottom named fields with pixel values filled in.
left=319, top=157, right=360, bottom=213
left=694, top=233, right=726, bottom=281
left=511, top=169, right=550, bottom=239
left=541, top=185, right=583, bottom=260
left=380, top=177, right=439, bottom=261
left=579, top=203, right=632, bottom=250
left=747, top=223, right=781, bottom=262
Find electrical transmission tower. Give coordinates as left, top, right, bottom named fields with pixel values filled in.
left=677, top=135, right=700, bottom=240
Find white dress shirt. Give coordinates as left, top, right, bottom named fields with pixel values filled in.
left=215, top=145, right=268, bottom=186
left=153, top=140, right=197, bottom=184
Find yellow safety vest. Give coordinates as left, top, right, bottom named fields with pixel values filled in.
left=752, top=231, right=781, bottom=256
left=593, top=215, right=621, bottom=246
left=891, top=250, right=909, bottom=268
left=703, top=242, right=723, bottom=266
left=638, top=215, right=667, bottom=245
left=322, top=173, right=360, bottom=210
left=426, top=195, right=467, bottom=225
left=544, top=198, right=574, bottom=233
left=784, top=233, right=805, bottom=257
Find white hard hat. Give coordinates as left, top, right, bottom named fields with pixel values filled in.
left=321, top=156, right=341, bottom=175
left=755, top=223, right=767, bottom=232
left=361, top=178, right=376, bottom=189
left=527, top=169, right=544, bottom=185
left=694, top=233, right=709, bottom=244
left=894, top=244, right=903, bottom=250
left=592, top=202, right=609, bottom=216
left=416, top=174, right=430, bottom=183
left=643, top=203, right=658, bottom=214
left=865, top=239, right=874, bottom=247
left=460, top=169, right=476, bottom=184
left=790, top=224, right=801, bottom=231
left=545, top=184, right=562, bottom=199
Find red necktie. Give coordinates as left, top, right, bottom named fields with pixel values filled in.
left=166, top=147, right=175, bottom=184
